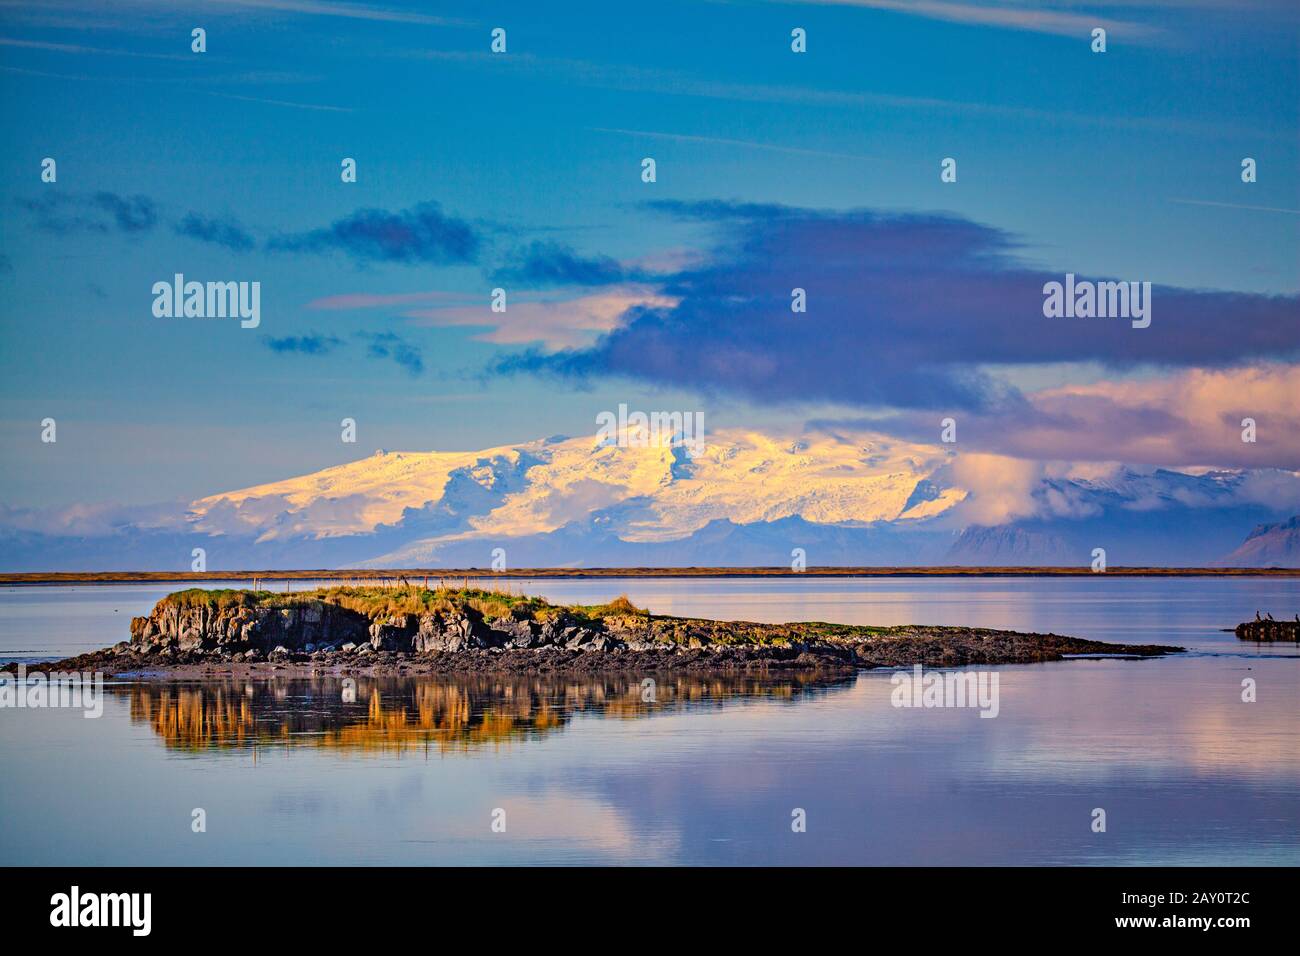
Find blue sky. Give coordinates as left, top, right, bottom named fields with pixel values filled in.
left=1, top=0, right=1297, bottom=510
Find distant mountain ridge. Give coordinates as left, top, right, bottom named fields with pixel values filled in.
left=1219, top=516, right=1300, bottom=568
left=947, top=526, right=1073, bottom=565
left=1, top=426, right=1297, bottom=570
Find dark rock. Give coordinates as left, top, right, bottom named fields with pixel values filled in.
left=488, top=618, right=536, bottom=648
left=128, top=598, right=371, bottom=654
left=369, top=614, right=417, bottom=651
left=413, top=614, right=487, bottom=652
left=1235, top=619, right=1299, bottom=642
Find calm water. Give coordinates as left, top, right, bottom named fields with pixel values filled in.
left=1, top=577, right=1297, bottom=865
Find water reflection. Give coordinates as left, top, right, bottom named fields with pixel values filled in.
left=117, top=672, right=854, bottom=755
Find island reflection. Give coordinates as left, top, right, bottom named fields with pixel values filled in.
left=115, top=673, right=853, bottom=755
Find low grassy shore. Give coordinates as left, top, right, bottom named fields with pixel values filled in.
left=7, top=585, right=1184, bottom=677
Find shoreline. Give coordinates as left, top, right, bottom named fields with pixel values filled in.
left=4, top=648, right=1181, bottom=681
left=9, top=638, right=1185, bottom=680
left=2, top=566, right=1297, bottom=586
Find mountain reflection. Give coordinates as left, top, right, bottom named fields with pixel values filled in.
left=116, top=673, right=852, bottom=755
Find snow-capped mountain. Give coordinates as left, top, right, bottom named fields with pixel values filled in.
left=3, top=426, right=1298, bottom=570
left=189, top=427, right=965, bottom=566
left=943, top=467, right=1292, bottom=567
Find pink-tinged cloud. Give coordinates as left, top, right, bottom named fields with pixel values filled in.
left=407, top=286, right=677, bottom=351
left=937, top=364, right=1300, bottom=470
left=947, top=453, right=1044, bottom=525
left=1013, top=364, right=1300, bottom=468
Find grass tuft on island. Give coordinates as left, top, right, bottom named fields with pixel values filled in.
left=11, top=584, right=1185, bottom=678
left=158, top=585, right=648, bottom=628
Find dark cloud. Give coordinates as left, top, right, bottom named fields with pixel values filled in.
left=17, top=195, right=481, bottom=267
left=174, top=212, right=256, bottom=251
left=264, top=330, right=424, bottom=375
left=358, top=331, right=423, bottom=376
left=268, top=201, right=480, bottom=265
left=493, top=240, right=629, bottom=287
left=263, top=333, right=342, bottom=355
left=498, top=202, right=1300, bottom=413
left=94, top=191, right=158, bottom=232
left=19, top=191, right=158, bottom=235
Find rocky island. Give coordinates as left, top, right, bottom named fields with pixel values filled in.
left=1235, top=616, right=1300, bottom=642
left=12, top=585, right=1184, bottom=677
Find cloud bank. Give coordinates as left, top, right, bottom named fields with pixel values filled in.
left=494, top=201, right=1299, bottom=465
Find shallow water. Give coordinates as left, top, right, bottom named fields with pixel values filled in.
left=1, top=577, right=1296, bottom=865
